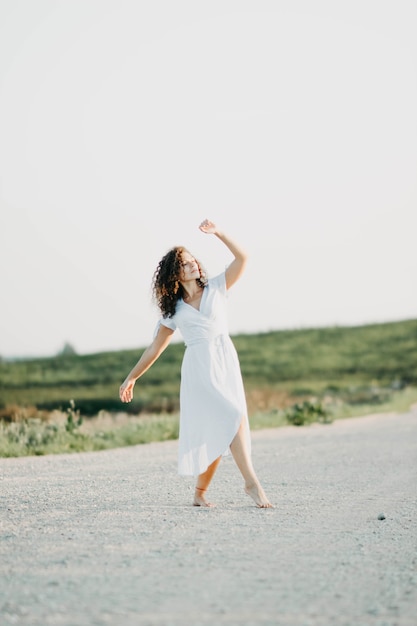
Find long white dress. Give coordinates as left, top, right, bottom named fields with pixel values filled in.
left=158, top=272, right=251, bottom=476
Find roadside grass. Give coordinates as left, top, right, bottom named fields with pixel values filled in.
left=250, top=385, right=417, bottom=429
left=0, top=411, right=179, bottom=458
left=327, top=385, right=417, bottom=420
left=1, top=386, right=415, bottom=458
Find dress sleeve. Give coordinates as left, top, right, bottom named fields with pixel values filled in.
left=208, top=271, right=227, bottom=295
left=153, top=316, right=177, bottom=338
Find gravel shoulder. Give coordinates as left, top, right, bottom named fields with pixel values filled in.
left=1, top=410, right=417, bottom=626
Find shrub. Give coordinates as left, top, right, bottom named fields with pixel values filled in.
left=285, top=401, right=331, bottom=426
left=65, top=400, right=83, bottom=433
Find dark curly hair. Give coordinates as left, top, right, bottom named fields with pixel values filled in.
left=152, top=246, right=207, bottom=318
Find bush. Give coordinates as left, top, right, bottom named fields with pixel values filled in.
left=285, top=401, right=331, bottom=426
left=65, top=400, right=83, bottom=433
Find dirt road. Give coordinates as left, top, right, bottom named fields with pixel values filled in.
left=1, top=410, right=416, bottom=626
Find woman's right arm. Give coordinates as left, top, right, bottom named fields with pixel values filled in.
left=119, top=324, right=174, bottom=403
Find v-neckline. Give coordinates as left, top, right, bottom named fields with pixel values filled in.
left=182, top=286, right=207, bottom=313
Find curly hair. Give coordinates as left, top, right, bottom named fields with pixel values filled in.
left=152, top=246, right=207, bottom=318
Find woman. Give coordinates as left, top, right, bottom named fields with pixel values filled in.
left=119, top=219, right=272, bottom=508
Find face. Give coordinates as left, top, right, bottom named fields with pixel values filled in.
left=179, top=251, right=200, bottom=281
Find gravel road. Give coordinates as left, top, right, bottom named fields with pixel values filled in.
left=1, top=409, right=416, bottom=626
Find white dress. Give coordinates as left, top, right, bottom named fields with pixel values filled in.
left=158, top=272, right=251, bottom=476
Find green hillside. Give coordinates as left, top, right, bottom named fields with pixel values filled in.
left=1, top=318, right=416, bottom=419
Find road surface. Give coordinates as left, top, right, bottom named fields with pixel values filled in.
left=1, top=410, right=416, bottom=625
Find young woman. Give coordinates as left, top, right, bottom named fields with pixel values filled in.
left=119, top=219, right=272, bottom=508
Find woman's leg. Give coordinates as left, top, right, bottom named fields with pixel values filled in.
left=193, top=456, right=222, bottom=507
left=230, top=419, right=273, bottom=508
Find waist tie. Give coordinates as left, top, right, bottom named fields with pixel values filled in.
left=185, top=334, right=229, bottom=348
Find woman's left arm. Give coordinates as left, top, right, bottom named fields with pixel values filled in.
left=199, top=219, right=248, bottom=289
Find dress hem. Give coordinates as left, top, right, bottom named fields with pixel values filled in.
left=177, top=414, right=251, bottom=477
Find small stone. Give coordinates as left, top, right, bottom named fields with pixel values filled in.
left=378, top=513, right=386, bottom=520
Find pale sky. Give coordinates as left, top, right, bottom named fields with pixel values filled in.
left=1, top=0, right=416, bottom=358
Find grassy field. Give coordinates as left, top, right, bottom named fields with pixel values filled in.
left=0, top=318, right=416, bottom=457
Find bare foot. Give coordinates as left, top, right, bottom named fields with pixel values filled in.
left=193, top=487, right=216, bottom=508
left=245, top=482, right=273, bottom=508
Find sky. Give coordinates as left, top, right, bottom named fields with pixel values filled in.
left=0, top=0, right=416, bottom=358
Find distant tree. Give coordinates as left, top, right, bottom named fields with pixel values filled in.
left=59, top=342, right=77, bottom=356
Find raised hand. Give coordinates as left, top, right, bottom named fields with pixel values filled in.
left=198, top=219, right=217, bottom=235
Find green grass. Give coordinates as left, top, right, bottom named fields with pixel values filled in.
left=0, top=412, right=180, bottom=458
left=1, top=318, right=416, bottom=416
left=251, top=385, right=417, bottom=429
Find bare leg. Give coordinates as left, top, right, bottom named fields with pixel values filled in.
left=230, top=419, right=273, bottom=508
left=193, top=456, right=222, bottom=507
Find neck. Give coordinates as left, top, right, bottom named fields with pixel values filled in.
left=182, top=281, right=201, bottom=299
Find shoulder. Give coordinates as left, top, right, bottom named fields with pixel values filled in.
left=208, top=271, right=227, bottom=295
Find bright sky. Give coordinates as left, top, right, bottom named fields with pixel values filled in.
left=1, top=0, right=416, bottom=358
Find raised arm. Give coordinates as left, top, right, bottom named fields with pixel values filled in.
left=119, top=324, right=174, bottom=403
left=199, top=219, right=248, bottom=289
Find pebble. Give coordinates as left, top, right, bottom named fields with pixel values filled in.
left=378, top=513, right=386, bottom=520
